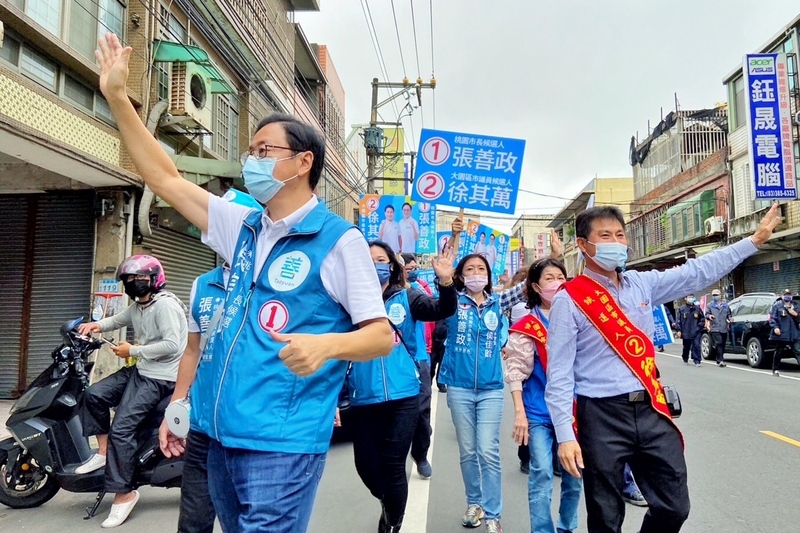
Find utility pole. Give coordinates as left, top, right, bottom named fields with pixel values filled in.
left=365, top=77, right=436, bottom=194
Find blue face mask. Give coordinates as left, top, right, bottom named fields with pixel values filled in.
left=406, top=270, right=419, bottom=283
left=783, top=295, right=793, bottom=302
left=375, top=263, right=392, bottom=285
left=713, top=295, right=721, bottom=301
left=587, top=242, right=628, bottom=272
left=242, top=156, right=298, bottom=204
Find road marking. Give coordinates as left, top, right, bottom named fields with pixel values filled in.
left=760, top=430, right=800, bottom=448
left=404, top=389, right=438, bottom=533
left=659, top=352, right=800, bottom=381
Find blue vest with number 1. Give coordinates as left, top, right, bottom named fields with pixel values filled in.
left=188, top=265, right=226, bottom=434
left=198, top=202, right=356, bottom=454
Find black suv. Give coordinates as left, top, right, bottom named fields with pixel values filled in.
left=700, top=292, right=800, bottom=368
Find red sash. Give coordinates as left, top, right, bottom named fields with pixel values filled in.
left=563, top=275, right=680, bottom=437
left=510, top=311, right=578, bottom=435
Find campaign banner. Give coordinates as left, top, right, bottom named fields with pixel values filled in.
left=534, top=232, right=550, bottom=259
left=416, top=269, right=438, bottom=297
left=509, top=237, right=521, bottom=275
left=744, top=54, right=797, bottom=199
left=412, top=128, right=526, bottom=214
left=383, top=128, right=406, bottom=195
left=461, top=221, right=510, bottom=284
left=359, top=194, right=436, bottom=254
left=652, top=304, right=675, bottom=347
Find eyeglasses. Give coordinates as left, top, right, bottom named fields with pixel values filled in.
left=240, top=144, right=303, bottom=165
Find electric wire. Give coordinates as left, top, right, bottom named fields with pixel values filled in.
left=390, top=0, right=408, bottom=77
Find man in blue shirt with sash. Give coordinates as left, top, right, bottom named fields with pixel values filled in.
left=545, top=204, right=780, bottom=533
left=96, top=34, right=393, bottom=532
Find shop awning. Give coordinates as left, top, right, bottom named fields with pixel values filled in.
left=152, top=40, right=233, bottom=94
left=665, top=189, right=716, bottom=218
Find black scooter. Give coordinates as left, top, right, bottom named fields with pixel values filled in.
left=0, top=318, right=183, bottom=519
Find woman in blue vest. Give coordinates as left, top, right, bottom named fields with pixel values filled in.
left=439, top=253, right=526, bottom=533
left=348, top=241, right=457, bottom=533
left=504, top=258, right=583, bottom=533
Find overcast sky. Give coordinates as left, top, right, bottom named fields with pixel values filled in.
left=298, top=1, right=800, bottom=232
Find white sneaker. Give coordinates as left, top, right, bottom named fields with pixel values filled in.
left=102, top=490, right=140, bottom=528
left=75, top=453, right=106, bottom=474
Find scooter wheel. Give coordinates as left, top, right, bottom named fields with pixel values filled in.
left=0, top=457, right=61, bottom=509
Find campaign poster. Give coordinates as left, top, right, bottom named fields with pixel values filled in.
left=359, top=194, right=436, bottom=254
left=461, top=221, right=510, bottom=284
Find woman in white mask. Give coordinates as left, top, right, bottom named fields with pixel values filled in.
left=437, top=253, right=526, bottom=533
left=504, top=258, right=583, bottom=533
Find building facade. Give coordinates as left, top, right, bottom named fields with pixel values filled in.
left=0, top=0, right=357, bottom=397
left=723, top=15, right=800, bottom=295
left=511, top=214, right=556, bottom=267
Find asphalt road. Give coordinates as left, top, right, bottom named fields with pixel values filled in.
left=2, top=343, right=799, bottom=532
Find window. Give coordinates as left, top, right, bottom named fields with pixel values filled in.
left=212, top=94, right=239, bottom=161
left=755, top=297, right=776, bottom=315
left=693, top=204, right=701, bottom=236
left=681, top=210, right=689, bottom=239
left=63, top=74, right=93, bottom=110
left=0, top=35, right=21, bottom=65
left=69, top=0, right=98, bottom=59
left=98, top=0, right=124, bottom=39
left=9, top=0, right=23, bottom=9
left=671, top=214, right=678, bottom=241
left=95, top=95, right=115, bottom=124
left=733, top=298, right=756, bottom=317
left=20, top=46, right=57, bottom=89
left=732, top=77, right=746, bottom=131
left=26, top=0, right=61, bottom=36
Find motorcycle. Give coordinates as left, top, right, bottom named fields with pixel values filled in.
left=0, top=318, right=183, bottom=519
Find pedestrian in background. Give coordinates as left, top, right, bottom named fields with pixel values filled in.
left=769, top=289, right=800, bottom=377
left=402, top=253, right=436, bottom=479
left=678, top=295, right=705, bottom=366
left=705, top=289, right=730, bottom=367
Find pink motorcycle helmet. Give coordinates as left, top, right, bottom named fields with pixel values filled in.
left=116, top=255, right=167, bottom=291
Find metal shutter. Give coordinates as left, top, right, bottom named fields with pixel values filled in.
left=25, top=193, right=95, bottom=386
left=141, top=227, right=216, bottom=306
left=744, top=259, right=800, bottom=294
left=0, top=197, right=29, bottom=397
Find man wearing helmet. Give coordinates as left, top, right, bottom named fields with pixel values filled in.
left=75, top=254, right=188, bottom=528
left=96, top=34, right=393, bottom=532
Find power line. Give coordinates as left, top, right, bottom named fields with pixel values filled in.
left=361, top=0, right=402, bottom=121
left=389, top=0, right=408, bottom=77
left=429, top=0, right=436, bottom=128
left=409, top=0, right=423, bottom=76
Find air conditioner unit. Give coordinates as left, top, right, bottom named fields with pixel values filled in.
left=704, top=216, right=725, bottom=236
left=169, top=62, right=213, bottom=132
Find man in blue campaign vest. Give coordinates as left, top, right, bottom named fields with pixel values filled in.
left=96, top=35, right=394, bottom=533
left=159, top=190, right=262, bottom=533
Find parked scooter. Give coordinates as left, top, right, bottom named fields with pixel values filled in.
left=0, top=318, right=182, bottom=519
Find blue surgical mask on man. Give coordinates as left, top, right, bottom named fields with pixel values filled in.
left=713, top=295, right=721, bottom=301
left=783, top=295, right=793, bottom=303
left=242, top=155, right=299, bottom=204
left=587, top=242, right=628, bottom=272
left=406, top=270, right=419, bottom=283
left=375, top=263, right=392, bottom=285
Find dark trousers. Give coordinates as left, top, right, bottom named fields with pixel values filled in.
left=430, top=347, right=444, bottom=387
left=80, top=366, right=174, bottom=493
left=577, top=395, right=690, bottom=533
left=350, top=396, right=419, bottom=527
left=772, top=340, right=795, bottom=371
left=681, top=336, right=702, bottom=363
left=411, top=361, right=432, bottom=463
left=711, top=332, right=727, bottom=363
left=178, top=430, right=216, bottom=533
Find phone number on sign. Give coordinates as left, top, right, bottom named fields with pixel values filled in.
left=757, top=190, right=797, bottom=198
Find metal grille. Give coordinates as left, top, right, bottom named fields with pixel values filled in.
left=0, top=197, right=29, bottom=397
left=26, top=193, right=95, bottom=387
left=140, top=227, right=217, bottom=306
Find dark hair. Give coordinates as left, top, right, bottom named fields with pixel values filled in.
left=510, top=266, right=528, bottom=286
left=400, top=253, right=417, bottom=266
left=402, top=202, right=413, bottom=210
left=525, top=258, right=567, bottom=309
left=454, top=253, right=493, bottom=293
left=369, top=240, right=404, bottom=289
left=575, top=206, right=626, bottom=240
left=489, top=234, right=495, bottom=241
left=255, top=114, right=325, bottom=190
left=385, top=205, right=395, bottom=212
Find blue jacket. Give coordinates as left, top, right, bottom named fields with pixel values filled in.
left=521, top=307, right=551, bottom=424
left=196, top=202, right=357, bottom=454
left=705, top=300, right=731, bottom=333
left=678, top=303, right=705, bottom=340
left=348, top=283, right=457, bottom=406
left=440, top=292, right=505, bottom=390
left=189, top=266, right=226, bottom=433
left=769, top=300, right=800, bottom=342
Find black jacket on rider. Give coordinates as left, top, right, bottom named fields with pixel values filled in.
left=768, top=300, right=800, bottom=343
